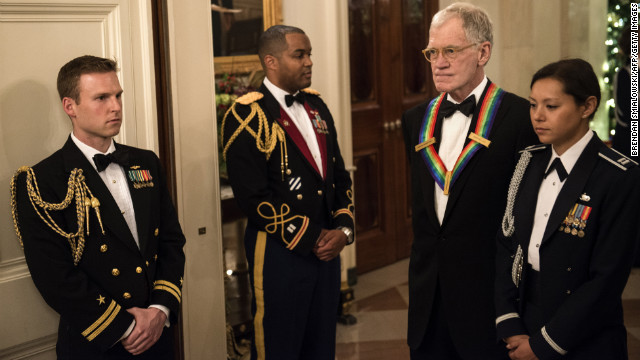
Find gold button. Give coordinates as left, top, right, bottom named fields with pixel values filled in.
left=297, top=194, right=303, bottom=200
left=121, top=210, right=125, bottom=215
left=566, top=290, right=571, bottom=295
left=567, top=267, right=572, bottom=272
left=112, top=179, right=116, bottom=184
left=112, top=268, right=120, bottom=276
left=146, top=261, right=150, bottom=266
left=100, top=244, right=108, bottom=252
left=332, top=157, right=336, bottom=162
left=123, top=292, right=131, bottom=299
left=154, top=228, right=159, bottom=236
left=286, top=169, right=292, bottom=175
left=136, top=267, right=143, bottom=273
left=332, top=184, right=335, bottom=188
left=317, top=190, right=323, bottom=195
left=154, top=254, right=158, bottom=261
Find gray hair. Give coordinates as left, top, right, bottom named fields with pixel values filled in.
left=431, top=2, right=493, bottom=45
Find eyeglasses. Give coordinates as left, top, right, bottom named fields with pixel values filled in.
left=421, top=43, right=477, bottom=62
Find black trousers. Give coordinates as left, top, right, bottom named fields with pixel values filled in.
left=410, top=282, right=462, bottom=360
left=244, top=225, right=340, bottom=360
left=410, top=281, right=509, bottom=360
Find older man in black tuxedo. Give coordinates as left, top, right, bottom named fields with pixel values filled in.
left=402, top=3, right=537, bottom=359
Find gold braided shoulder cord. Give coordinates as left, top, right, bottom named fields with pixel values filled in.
left=10, top=166, right=105, bottom=266
left=221, top=102, right=290, bottom=180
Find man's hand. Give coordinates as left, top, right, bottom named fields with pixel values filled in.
left=122, top=307, right=167, bottom=355
left=313, top=229, right=347, bottom=261
left=504, top=335, right=538, bottom=360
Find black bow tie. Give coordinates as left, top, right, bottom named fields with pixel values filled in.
left=440, top=95, right=476, bottom=118
left=544, top=157, right=568, bottom=182
left=93, top=148, right=129, bottom=172
left=285, top=93, right=305, bottom=107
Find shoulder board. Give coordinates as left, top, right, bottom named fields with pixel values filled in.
left=236, top=92, right=263, bottom=105
left=301, top=88, right=320, bottom=96
left=519, top=144, right=548, bottom=153
left=598, top=146, right=638, bottom=171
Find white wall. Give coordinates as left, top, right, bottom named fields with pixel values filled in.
left=439, top=0, right=608, bottom=138
left=165, top=0, right=227, bottom=359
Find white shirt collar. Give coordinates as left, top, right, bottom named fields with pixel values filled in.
left=263, top=77, right=299, bottom=110
left=446, top=76, right=488, bottom=105
left=549, top=129, right=594, bottom=174
left=70, top=132, right=116, bottom=171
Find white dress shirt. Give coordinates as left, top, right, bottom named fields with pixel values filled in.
left=71, top=133, right=139, bottom=247
left=527, top=130, right=594, bottom=270
left=70, top=133, right=169, bottom=339
left=264, top=77, right=324, bottom=177
left=434, top=76, right=488, bottom=224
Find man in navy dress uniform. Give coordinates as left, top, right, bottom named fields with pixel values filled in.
left=222, top=25, right=355, bottom=360
left=11, top=55, right=185, bottom=359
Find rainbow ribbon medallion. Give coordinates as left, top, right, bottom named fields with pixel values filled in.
left=415, top=83, right=505, bottom=195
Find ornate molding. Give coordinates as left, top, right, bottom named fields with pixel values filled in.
left=0, top=334, right=57, bottom=359
left=0, top=257, right=30, bottom=284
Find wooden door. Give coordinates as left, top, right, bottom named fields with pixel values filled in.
left=349, top=0, right=438, bottom=273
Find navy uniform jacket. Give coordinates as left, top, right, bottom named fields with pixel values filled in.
left=13, top=137, right=185, bottom=358
left=402, top=81, right=537, bottom=357
left=222, top=84, right=354, bottom=254
left=495, top=135, right=640, bottom=359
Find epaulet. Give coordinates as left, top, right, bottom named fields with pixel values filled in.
left=301, top=88, right=320, bottom=96
left=236, top=92, right=263, bottom=105
left=598, top=146, right=638, bottom=171
left=519, top=144, right=548, bottom=154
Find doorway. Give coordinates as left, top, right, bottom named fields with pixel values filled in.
left=348, top=0, right=438, bottom=273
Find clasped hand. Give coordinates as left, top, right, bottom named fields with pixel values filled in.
left=313, top=229, right=347, bottom=261
left=504, top=335, right=539, bottom=360
left=122, top=307, right=167, bottom=355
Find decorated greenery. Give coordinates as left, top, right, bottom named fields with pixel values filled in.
left=604, top=0, right=632, bottom=137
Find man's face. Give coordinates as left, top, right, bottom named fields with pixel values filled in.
left=427, top=17, right=488, bottom=102
left=272, top=33, right=313, bottom=93
left=64, top=72, right=123, bottom=150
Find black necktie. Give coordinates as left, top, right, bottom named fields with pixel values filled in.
left=93, top=148, right=129, bottom=172
left=439, top=95, right=476, bottom=118
left=285, top=93, right=305, bottom=107
left=544, top=157, right=568, bottom=182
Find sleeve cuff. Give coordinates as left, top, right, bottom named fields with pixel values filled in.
left=495, top=313, right=528, bottom=340
left=119, top=320, right=136, bottom=341
left=149, top=304, right=171, bottom=328
left=529, top=326, right=568, bottom=360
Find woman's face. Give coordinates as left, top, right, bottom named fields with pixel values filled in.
left=529, top=77, right=592, bottom=156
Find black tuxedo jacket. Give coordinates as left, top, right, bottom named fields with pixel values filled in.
left=15, top=137, right=185, bottom=358
left=223, top=84, right=354, bottom=254
left=495, top=136, right=640, bottom=360
left=402, top=81, right=537, bottom=357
